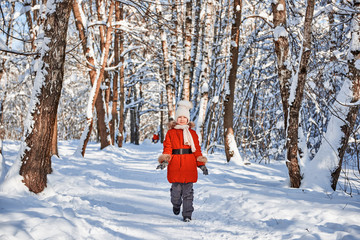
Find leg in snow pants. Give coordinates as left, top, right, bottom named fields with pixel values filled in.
left=170, top=182, right=194, bottom=218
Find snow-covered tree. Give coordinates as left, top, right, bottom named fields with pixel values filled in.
left=223, top=0, right=243, bottom=163
left=18, top=0, right=73, bottom=193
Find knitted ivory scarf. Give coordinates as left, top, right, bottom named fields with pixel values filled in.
left=174, top=124, right=196, bottom=152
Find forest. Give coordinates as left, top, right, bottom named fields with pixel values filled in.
left=0, top=0, right=359, bottom=194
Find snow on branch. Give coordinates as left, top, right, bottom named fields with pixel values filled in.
left=242, top=15, right=274, bottom=28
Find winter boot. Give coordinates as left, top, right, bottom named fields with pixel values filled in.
left=173, top=207, right=180, bottom=215
left=183, top=216, right=191, bottom=222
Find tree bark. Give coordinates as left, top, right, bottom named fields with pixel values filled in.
left=157, top=0, right=174, bottom=122
left=95, top=90, right=111, bottom=149
left=272, top=0, right=291, bottom=131
left=224, top=0, right=242, bottom=162
left=190, top=0, right=201, bottom=85
left=19, top=0, right=72, bottom=193
left=50, top=115, right=58, bottom=157
left=286, top=0, right=315, bottom=188
left=116, top=3, right=125, bottom=147
left=182, top=0, right=192, bottom=101
left=168, top=0, right=178, bottom=120
left=160, top=91, right=164, bottom=143
left=96, top=0, right=112, bottom=148
left=0, top=2, right=15, bottom=138
left=24, top=0, right=38, bottom=51
left=331, top=0, right=360, bottom=190
left=72, top=0, right=114, bottom=155
left=129, top=86, right=140, bottom=145
left=111, top=1, right=121, bottom=145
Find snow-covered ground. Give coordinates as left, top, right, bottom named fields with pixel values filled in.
left=0, top=140, right=359, bottom=240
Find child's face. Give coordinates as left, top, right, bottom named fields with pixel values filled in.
left=177, top=116, right=188, bottom=125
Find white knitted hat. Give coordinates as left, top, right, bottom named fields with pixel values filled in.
left=175, top=100, right=193, bottom=121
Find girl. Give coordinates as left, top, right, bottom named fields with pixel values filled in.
left=157, top=100, right=208, bottom=222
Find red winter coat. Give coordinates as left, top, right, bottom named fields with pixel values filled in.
left=162, top=122, right=205, bottom=183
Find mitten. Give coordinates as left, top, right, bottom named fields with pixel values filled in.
left=156, top=161, right=168, bottom=170
left=198, top=165, right=208, bottom=175
left=157, top=154, right=171, bottom=170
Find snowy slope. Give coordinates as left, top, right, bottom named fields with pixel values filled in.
left=0, top=140, right=359, bottom=240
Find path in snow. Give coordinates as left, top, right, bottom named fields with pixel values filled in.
left=0, top=140, right=359, bottom=240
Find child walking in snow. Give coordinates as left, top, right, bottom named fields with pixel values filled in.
left=157, top=100, right=208, bottom=222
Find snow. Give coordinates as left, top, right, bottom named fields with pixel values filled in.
left=288, top=71, right=299, bottom=106
left=0, top=140, right=359, bottom=240
left=355, top=59, right=360, bottom=70
left=45, top=0, right=56, bottom=15
left=273, top=26, right=288, bottom=41
left=230, top=40, right=237, bottom=48
left=0, top=38, right=10, bottom=51
left=212, top=96, right=219, bottom=103
left=302, top=80, right=353, bottom=192
left=226, top=131, right=244, bottom=165
left=201, top=82, right=209, bottom=93
left=277, top=4, right=284, bottom=11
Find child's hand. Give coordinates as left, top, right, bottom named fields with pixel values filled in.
left=198, top=165, right=208, bottom=175
left=156, top=161, right=168, bottom=170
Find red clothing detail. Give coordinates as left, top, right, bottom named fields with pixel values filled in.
left=163, top=126, right=205, bottom=183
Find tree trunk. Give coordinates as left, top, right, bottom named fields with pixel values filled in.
left=224, top=0, right=242, bottom=163
left=96, top=0, right=112, bottom=148
left=168, top=0, right=178, bottom=120
left=160, top=91, right=164, bottom=143
left=50, top=115, right=59, bottom=157
left=272, top=0, right=291, bottom=131
left=111, top=72, right=118, bottom=144
left=111, top=0, right=121, bottom=145
left=24, top=0, right=37, bottom=51
left=190, top=0, right=201, bottom=86
left=195, top=0, right=213, bottom=141
left=74, top=0, right=114, bottom=156
left=0, top=2, right=14, bottom=137
left=157, top=0, right=174, bottom=122
left=286, top=0, right=315, bottom=188
left=96, top=90, right=111, bottom=149
left=196, top=87, right=208, bottom=144
left=182, top=0, right=192, bottom=101
left=19, top=0, right=72, bottom=193
left=72, top=0, right=112, bottom=154
left=331, top=0, right=360, bottom=190
left=117, top=3, right=125, bottom=147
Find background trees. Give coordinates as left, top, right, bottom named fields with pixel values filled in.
left=0, top=0, right=359, bottom=193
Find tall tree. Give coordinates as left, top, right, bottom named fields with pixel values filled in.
left=157, top=0, right=173, bottom=122
left=19, top=0, right=72, bottom=193
left=286, top=0, right=315, bottom=188
left=168, top=0, right=178, bottom=119
left=112, top=1, right=120, bottom=146
left=330, top=0, right=360, bottom=190
left=272, top=0, right=291, bottom=131
left=224, top=0, right=243, bottom=163
left=195, top=0, right=214, bottom=142
left=182, top=0, right=192, bottom=101
left=114, top=2, right=125, bottom=147
left=0, top=2, right=15, bottom=164
left=74, top=0, right=114, bottom=156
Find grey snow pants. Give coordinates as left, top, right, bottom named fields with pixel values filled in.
left=170, top=182, right=194, bottom=218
